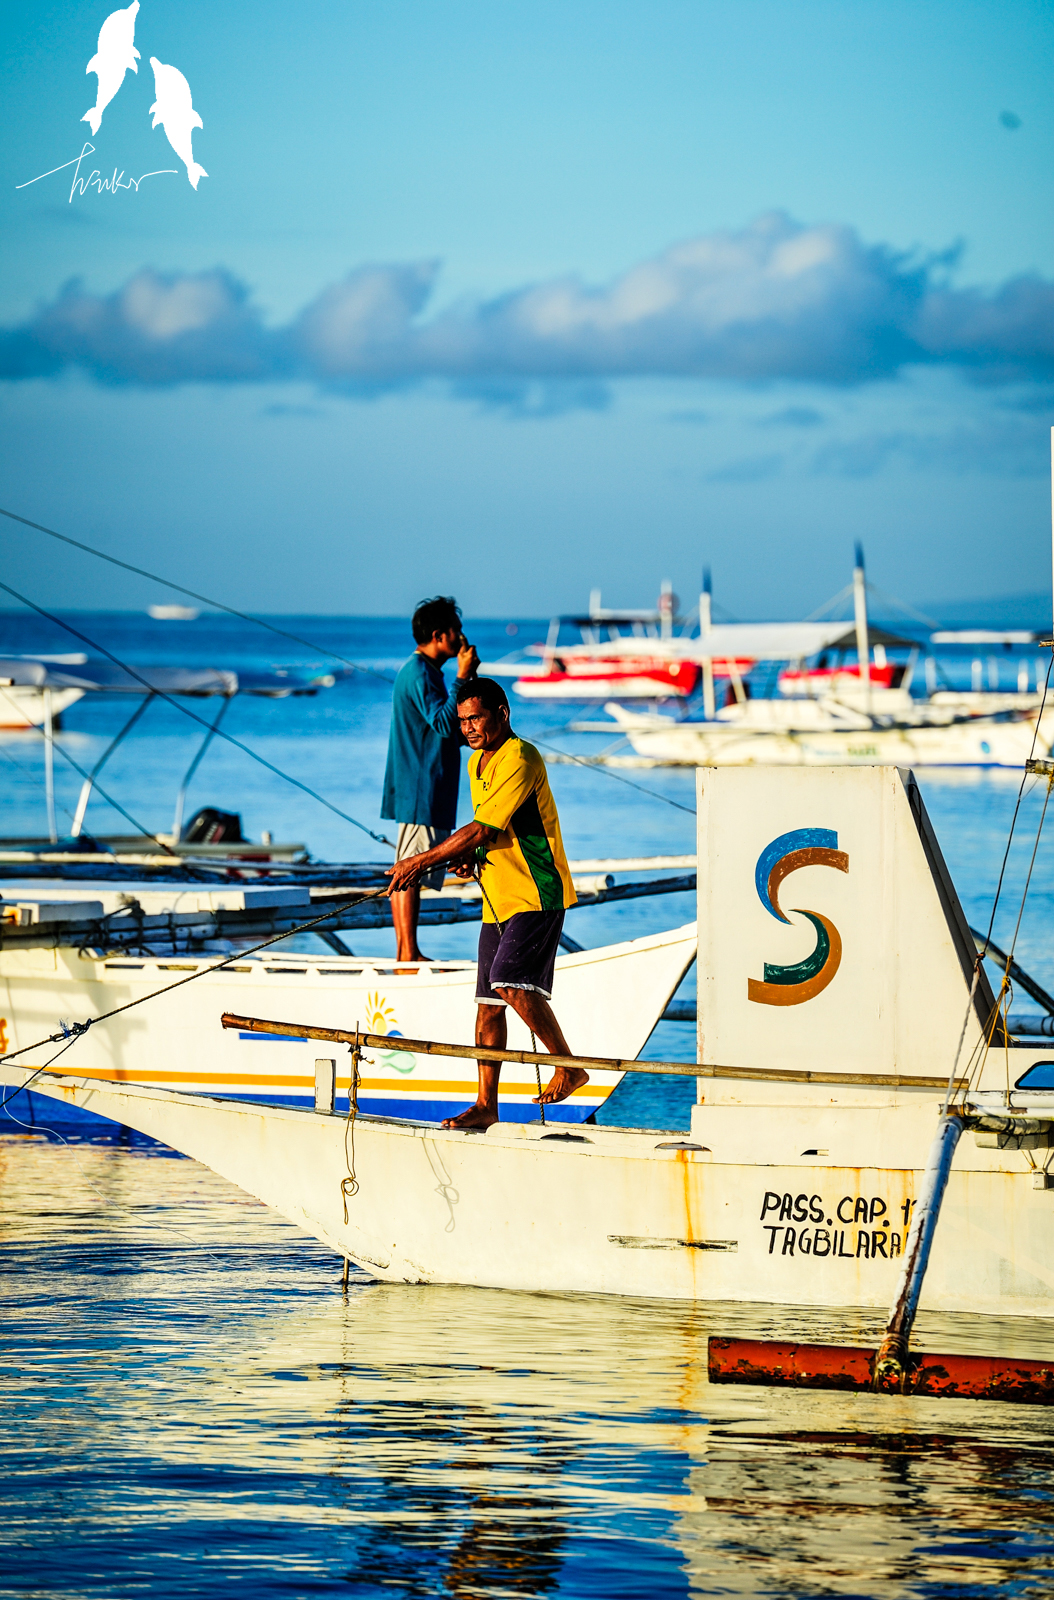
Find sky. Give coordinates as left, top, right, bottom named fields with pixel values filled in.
left=2, top=0, right=1053, bottom=621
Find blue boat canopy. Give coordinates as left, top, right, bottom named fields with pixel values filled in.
left=0, top=657, right=332, bottom=696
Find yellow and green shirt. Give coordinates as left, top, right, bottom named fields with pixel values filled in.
left=469, top=737, right=577, bottom=924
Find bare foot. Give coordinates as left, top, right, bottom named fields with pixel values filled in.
left=534, top=1067, right=589, bottom=1105
left=441, top=1105, right=498, bottom=1131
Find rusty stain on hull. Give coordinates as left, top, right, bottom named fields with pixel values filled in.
left=708, top=1338, right=1054, bottom=1404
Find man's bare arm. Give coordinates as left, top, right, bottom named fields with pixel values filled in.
left=386, top=819, right=496, bottom=895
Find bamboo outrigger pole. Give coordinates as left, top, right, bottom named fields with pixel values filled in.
left=219, top=1013, right=964, bottom=1090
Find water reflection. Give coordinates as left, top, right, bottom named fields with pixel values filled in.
left=1, top=1134, right=1054, bottom=1597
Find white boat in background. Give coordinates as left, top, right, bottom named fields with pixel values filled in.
left=0, top=654, right=334, bottom=849
left=605, top=699, right=1054, bottom=768
left=0, top=656, right=89, bottom=730
left=147, top=605, right=200, bottom=621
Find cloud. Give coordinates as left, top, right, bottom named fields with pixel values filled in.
left=0, top=268, right=281, bottom=383
left=3, top=213, right=1054, bottom=394
left=707, top=452, right=784, bottom=483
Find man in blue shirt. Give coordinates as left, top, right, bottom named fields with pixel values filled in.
left=381, top=596, right=478, bottom=961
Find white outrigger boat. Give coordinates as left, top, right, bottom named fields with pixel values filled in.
left=567, top=555, right=1054, bottom=767
left=603, top=690, right=1054, bottom=768
left=5, top=761, right=1054, bottom=1326
left=0, top=905, right=695, bottom=1127
left=0, top=652, right=333, bottom=853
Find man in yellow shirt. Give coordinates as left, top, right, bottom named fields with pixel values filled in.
left=385, top=678, right=586, bottom=1129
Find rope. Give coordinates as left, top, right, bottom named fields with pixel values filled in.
left=0, top=577, right=395, bottom=849
left=530, top=733, right=697, bottom=816
left=0, top=887, right=390, bottom=1082
left=979, top=652, right=1053, bottom=957
left=341, top=1027, right=361, bottom=1217
left=3, top=506, right=702, bottom=832
left=947, top=650, right=1054, bottom=1105
left=0, top=504, right=398, bottom=686
left=531, top=1028, right=546, bottom=1124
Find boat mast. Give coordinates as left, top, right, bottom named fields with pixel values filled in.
left=853, top=542, right=871, bottom=714
left=699, top=567, right=716, bottom=720
left=659, top=579, right=674, bottom=640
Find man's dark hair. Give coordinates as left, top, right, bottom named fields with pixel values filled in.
left=412, top=595, right=462, bottom=645
left=456, top=676, right=509, bottom=717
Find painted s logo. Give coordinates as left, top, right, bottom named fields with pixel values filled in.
left=748, top=828, right=849, bottom=1006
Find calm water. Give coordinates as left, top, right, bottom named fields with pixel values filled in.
left=2, top=1140, right=1054, bottom=1599
left=2, top=611, right=1054, bottom=1595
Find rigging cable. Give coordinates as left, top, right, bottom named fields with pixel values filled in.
left=0, top=505, right=397, bottom=685
left=0, top=886, right=391, bottom=1079
left=1, top=505, right=703, bottom=823
left=944, top=649, right=1054, bottom=1107
left=529, top=733, right=696, bottom=816
left=0, top=684, right=173, bottom=853
left=0, top=579, right=394, bottom=849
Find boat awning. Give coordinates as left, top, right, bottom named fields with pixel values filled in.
left=531, top=621, right=923, bottom=664
left=0, top=658, right=330, bottom=696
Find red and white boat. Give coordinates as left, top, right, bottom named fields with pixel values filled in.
left=483, top=585, right=746, bottom=702
left=778, top=659, right=899, bottom=696
left=512, top=650, right=703, bottom=700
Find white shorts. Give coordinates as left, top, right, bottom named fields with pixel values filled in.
left=394, top=822, right=450, bottom=892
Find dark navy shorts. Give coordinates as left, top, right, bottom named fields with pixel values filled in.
left=476, top=911, right=565, bottom=1004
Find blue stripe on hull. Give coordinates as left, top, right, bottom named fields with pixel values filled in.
left=4, top=1087, right=593, bottom=1132
left=3, top=1092, right=169, bottom=1147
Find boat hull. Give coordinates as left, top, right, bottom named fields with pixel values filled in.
left=515, top=663, right=700, bottom=700
left=4, top=1069, right=1054, bottom=1317
left=0, top=687, right=84, bottom=730
left=611, top=713, right=1054, bottom=768
left=0, top=923, right=696, bottom=1128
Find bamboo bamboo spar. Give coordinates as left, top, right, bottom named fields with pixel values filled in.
left=219, top=1013, right=964, bottom=1089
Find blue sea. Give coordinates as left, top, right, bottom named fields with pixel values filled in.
left=2, top=609, right=1054, bottom=1597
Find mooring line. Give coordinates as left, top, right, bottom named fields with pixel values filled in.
left=0, top=577, right=395, bottom=849
left=0, top=887, right=391, bottom=1082
left=0, top=504, right=398, bottom=686
left=531, top=733, right=697, bottom=816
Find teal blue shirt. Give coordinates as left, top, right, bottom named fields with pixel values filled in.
left=380, top=653, right=462, bottom=828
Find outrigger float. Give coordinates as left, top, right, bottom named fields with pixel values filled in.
left=4, top=763, right=1054, bottom=1399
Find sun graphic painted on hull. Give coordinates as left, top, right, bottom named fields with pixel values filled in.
left=364, top=992, right=417, bottom=1075
left=748, top=828, right=849, bottom=1006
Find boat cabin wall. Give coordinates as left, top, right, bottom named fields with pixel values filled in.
left=695, top=764, right=997, bottom=1083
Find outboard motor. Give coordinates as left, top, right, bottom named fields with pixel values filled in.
left=180, top=807, right=245, bottom=845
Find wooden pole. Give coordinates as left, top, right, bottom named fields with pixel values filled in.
left=219, top=1012, right=964, bottom=1090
